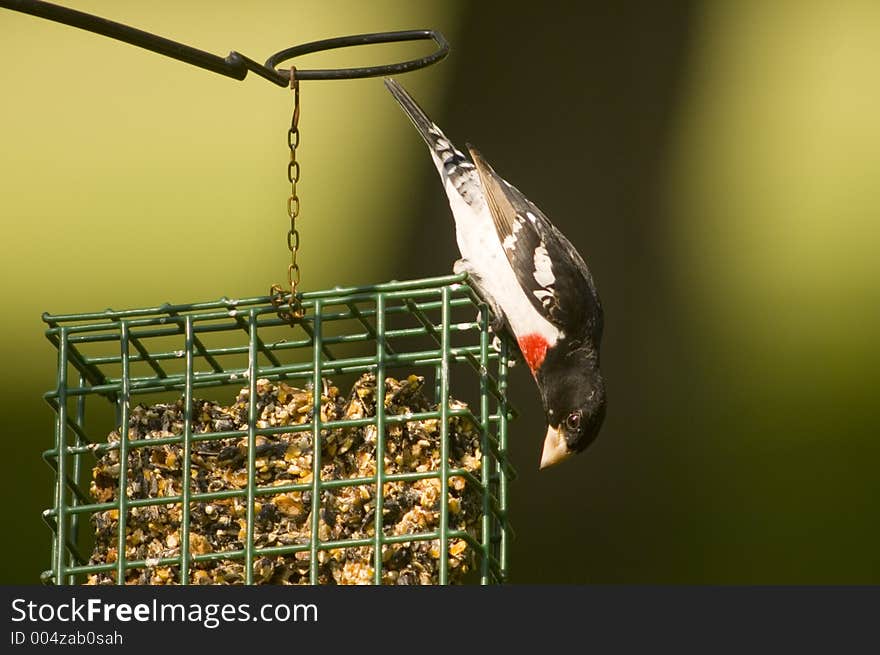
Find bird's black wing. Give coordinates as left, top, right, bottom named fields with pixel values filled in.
left=467, top=145, right=603, bottom=345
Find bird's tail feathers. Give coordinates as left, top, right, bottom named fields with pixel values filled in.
left=384, top=78, right=446, bottom=149
left=384, top=77, right=477, bottom=188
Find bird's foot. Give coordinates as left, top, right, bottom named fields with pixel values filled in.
left=453, top=258, right=471, bottom=277
left=476, top=309, right=507, bottom=335
left=489, top=312, right=506, bottom=334
left=489, top=334, right=522, bottom=368
left=490, top=335, right=514, bottom=368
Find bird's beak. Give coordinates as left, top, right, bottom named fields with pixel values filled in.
left=540, top=425, right=573, bottom=469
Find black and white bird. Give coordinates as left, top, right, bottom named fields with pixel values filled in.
left=385, top=79, right=605, bottom=469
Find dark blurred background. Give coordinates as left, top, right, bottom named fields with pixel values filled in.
left=2, top=1, right=878, bottom=584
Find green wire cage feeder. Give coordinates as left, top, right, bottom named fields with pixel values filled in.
left=41, top=274, right=516, bottom=585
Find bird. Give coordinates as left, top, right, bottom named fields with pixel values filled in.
left=384, top=78, right=605, bottom=469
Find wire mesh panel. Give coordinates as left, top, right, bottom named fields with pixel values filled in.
left=41, top=274, right=514, bottom=585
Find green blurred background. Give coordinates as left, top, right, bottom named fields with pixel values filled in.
left=1, top=1, right=877, bottom=584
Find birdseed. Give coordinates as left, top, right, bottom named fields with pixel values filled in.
left=86, top=373, right=483, bottom=585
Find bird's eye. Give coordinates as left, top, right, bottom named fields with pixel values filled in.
left=565, top=411, right=581, bottom=432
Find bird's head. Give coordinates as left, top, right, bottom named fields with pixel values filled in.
left=538, top=349, right=605, bottom=469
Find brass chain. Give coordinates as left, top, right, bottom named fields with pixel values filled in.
left=270, top=67, right=304, bottom=323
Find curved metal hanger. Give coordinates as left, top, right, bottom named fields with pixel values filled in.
left=0, top=0, right=449, bottom=86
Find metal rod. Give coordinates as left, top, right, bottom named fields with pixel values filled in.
left=46, top=527, right=488, bottom=580
left=479, top=303, right=491, bottom=584
left=373, top=293, right=386, bottom=584
left=179, top=316, right=194, bottom=585
left=245, top=310, right=258, bottom=585
left=498, top=337, right=510, bottom=581
left=50, top=406, right=497, bottom=458
left=116, top=321, right=131, bottom=584
left=309, top=299, right=323, bottom=584
left=68, top=373, right=87, bottom=584
left=438, top=286, right=450, bottom=584
left=42, top=273, right=470, bottom=323
left=48, top=466, right=486, bottom=519
left=0, top=0, right=448, bottom=85
left=53, top=328, right=68, bottom=585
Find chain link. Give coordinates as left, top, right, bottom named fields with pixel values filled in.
left=271, top=67, right=304, bottom=323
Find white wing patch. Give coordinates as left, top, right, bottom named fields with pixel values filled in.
left=502, top=215, right=527, bottom=251
left=533, top=244, right=555, bottom=287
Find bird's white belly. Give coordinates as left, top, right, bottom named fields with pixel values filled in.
left=445, top=185, right=558, bottom=346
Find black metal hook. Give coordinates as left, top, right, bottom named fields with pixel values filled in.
left=0, top=0, right=449, bottom=86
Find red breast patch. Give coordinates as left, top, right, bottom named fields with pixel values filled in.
left=517, top=334, right=549, bottom=374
